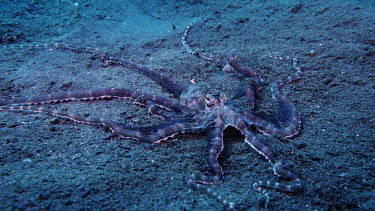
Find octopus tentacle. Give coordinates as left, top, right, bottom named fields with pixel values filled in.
left=226, top=52, right=260, bottom=81
left=3, top=43, right=101, bottom=54
left=102, top=55, right=184, bottom=97
left=234, top=60, right=302, bottom=138
left=228, top=78, right=257, bottom=108
left=237, top=108, right=300, bottom=139
left=244, top=131, right=278, bottom=163
left=259, top=61, right=302, bottom=137
left=0, top=104, right=201, bottom=144
left=224, top=52, right=261, bottom=109
left=244, top=131, right=302, bottom=193
left=188, top=115, right=236, bottom=209
left=267, top=63, right=302, bottom=137
left=0, top=88, right=184, bottom=114
left=181, top=21, right=224, bottom=65
left=4, top=43, right=184, bottom=97
left=147, top=101, right=176, bottom=121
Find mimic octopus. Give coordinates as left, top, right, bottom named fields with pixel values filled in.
left=0, top=23, right=303, bottom=209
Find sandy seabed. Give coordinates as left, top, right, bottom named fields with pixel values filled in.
left=0, top=0, right=374, bottom=210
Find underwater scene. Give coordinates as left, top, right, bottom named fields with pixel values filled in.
left=0, top=0, right=374, bottom=210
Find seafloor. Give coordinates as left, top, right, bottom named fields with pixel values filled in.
left=0, top=0, right=374, bottom=210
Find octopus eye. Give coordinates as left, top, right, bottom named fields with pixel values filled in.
left=206, top=96, right=210, bottom=101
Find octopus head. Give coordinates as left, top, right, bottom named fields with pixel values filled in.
left=180, top=83, right=227, bottom=111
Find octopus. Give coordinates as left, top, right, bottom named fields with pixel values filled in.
left=0, top=23, right=303, bottom=209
